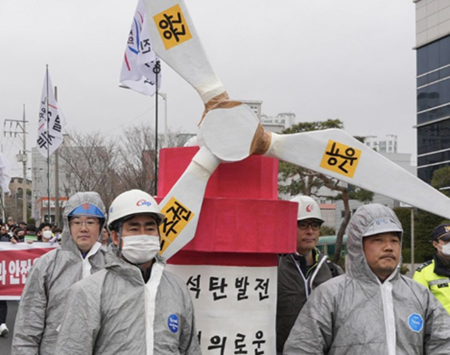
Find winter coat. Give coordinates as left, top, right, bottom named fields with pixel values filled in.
left=277, top=249, right=340, bottom=354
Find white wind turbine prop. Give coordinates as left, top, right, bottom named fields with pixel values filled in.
left=143, top=0, right=450, bottom=259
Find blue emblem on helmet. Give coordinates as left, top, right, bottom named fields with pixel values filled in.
left=168, top=314, right=179, bottom=333
left=69, top=203, right=104, bottom=219
left=408, top=313, right=423, bottom=332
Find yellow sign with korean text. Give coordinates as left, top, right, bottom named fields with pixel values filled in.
left=159, top=197, right=194, bottom=254
left=153, top=4, right=192, bottom=50
left=319, top=140, right=361, bottom=178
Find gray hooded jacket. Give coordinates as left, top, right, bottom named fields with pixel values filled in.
left=12, top=192, right=107, bottom=355
left=54, top=247, right=201, bottom=355
left=284, top=204, right=450, bottom=355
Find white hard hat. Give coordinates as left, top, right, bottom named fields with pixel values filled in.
left=107, top=189, right=165, bottom=229
left=290, top=195, right=324, bottom=223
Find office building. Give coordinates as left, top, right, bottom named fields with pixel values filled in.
left=415, top=0, right=450, bottom=182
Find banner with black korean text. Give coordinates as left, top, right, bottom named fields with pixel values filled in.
left=166, top=264, right=276, bottom=355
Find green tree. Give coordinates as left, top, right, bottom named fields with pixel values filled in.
left=279, top=119, right=373, bottom=263
left=320, top=225, right=336, bottom=236
left=431, top=166, right=450, bottom=195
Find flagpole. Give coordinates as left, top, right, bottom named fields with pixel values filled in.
left=46, top=65, right=51, bottom=223
left=22, top=104, right=27, bottom=223
left=54, top=86, right=60, bottom=227
left=153, top=60, right=161, bottom=196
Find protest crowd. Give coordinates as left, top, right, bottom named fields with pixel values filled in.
left=1, top=191, right=450, bottom=354
left=2, top=1, right=450, bottom=354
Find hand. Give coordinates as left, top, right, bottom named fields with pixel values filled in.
left=10, top=238, right=17, bottom=244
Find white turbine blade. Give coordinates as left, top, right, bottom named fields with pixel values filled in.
left=159, top=146, right=220, bottom=260
left=265, top=129, right=450, bottom=220
left=143, top=0, right=225, bottom=103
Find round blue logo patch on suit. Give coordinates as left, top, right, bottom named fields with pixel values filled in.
left=408, top=313, right=423, bottom=332
left=168, top=314, right=179, bottom=333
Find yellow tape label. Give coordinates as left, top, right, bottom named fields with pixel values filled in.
left=159, top=197, right=194, bottom=254
left=153, top=4, right=192, bottom=50
left=319, top=140, right=361, bottom=178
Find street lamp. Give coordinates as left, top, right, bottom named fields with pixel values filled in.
left=400, top=202, right=415, bottom=275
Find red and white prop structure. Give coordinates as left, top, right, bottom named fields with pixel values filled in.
left=136, top=0, right=450, bottom=352
left=158, top=147, right=296, bottom=354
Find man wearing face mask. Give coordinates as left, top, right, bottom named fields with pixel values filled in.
left=414, top=223, right=450, bottom=315
left=12, top=192, right=107, bottom=355
left=39, top=222, right=54, bottom=242
left=55, top=189, right=201, bottom=355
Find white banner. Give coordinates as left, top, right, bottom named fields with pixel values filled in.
left=166, top=264, right=277, bottom=355
left=37, top=69, right=64, bottom=158
left=120, top=0, right=161, bottom=96
left=0, top=151, right=11, bottom=193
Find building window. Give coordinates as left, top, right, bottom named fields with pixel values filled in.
left=417, top=120, right=450, bottom=155
left=417, top=36, right=450, bottom=75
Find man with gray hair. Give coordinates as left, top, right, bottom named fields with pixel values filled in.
left=284, top=203, right=450, bottom=355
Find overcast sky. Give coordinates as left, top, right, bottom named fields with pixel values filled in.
left=0, top=0, right=417, bottom=178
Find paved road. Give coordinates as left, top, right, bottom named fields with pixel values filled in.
left=0, top=301, right=18, bottom=355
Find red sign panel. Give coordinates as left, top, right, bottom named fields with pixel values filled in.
left=0, top=243, right=56, bottom=300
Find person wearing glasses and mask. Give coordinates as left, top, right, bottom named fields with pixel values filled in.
left=276, top=195, right=342, bottom=355
left=12, top=192, right=107, bottom=355
left=413, top=223, right=450, bottom=315
left=54, top=189, right=201, bottom=355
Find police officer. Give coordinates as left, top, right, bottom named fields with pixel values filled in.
left=414, top=223, right=450, bottom=314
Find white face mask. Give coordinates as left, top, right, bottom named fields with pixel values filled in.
left=42, top=230, right=53, bottom=240
left=440, top=242, right=450, bottom=256
left=121, top=235, right=160, bottom=264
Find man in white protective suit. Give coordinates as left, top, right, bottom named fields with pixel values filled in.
left=55, top=189, right=201, bottom=355
left=283, top=203, right=450, bottom=355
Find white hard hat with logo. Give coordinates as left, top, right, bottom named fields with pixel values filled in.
left=290, top=195, right=324, bottom=223
left=108, top=189, right=165, bottom=228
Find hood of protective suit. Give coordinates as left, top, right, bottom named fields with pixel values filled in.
left=346, top=203, right=403, bottom=283
left=61, top=191, right=106, bottom=253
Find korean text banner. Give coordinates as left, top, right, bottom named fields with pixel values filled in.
left=0, top=243, right=57, bottom=300
left=166, top=264, right=277, bottom=354
left=37, top=69, right=64, bottom=158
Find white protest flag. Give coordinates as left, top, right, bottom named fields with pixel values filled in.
left=37, top=68, right=64, bottom=158
left=120, top=0, right=161, bottom=96
left=0, top=152, right=11, bottom=194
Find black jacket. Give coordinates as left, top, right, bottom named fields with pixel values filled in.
left=276, top=249, right=342, bottom=354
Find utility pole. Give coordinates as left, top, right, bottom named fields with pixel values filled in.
left=4, top=105, right=29, bottom=222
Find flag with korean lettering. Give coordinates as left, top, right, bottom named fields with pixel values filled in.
left=0, top=152, right=11, bottom=194
left=37, top=70, right=64, bottom=158
left=120, top=0, right=161, bottom=96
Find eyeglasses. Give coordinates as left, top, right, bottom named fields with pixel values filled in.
left=297, top=221, right=322, bottom=231
left=70, top=220, right=99, bottom=229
